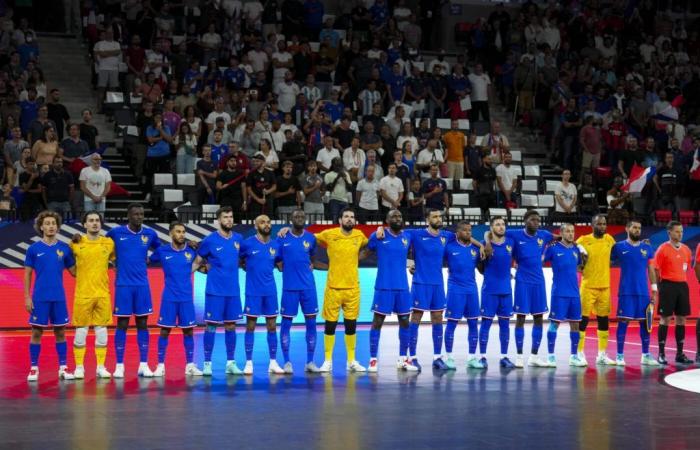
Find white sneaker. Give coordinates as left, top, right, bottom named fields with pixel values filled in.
left=318, top=360, right=333, bottom=373
left=185, top=363, right=203, bottom=376
left=58, top=365, right=75, bottom=380
left=152, top=363, right=165, bottom=377
left=74, top=365, right=85, bottom=380
left=27, top=367, right=39, bottom=382
left=268, top=360, right=285, bottom=374
left=347, top=360, right=367, bottom=373
left=304, top=362, right=321, bottom=373
left=137, top=363, right=154, bottom=377
left=528, top=356, right=544, bottom=367
left=283, top=361, right=294, bottom=374
left=596, top=352, right=616, bottom=366
left=641, top=354, right=661, bottom=366
left=515, top=355, right=525, bottom=368
left=569, top=354, right=586, bottom=367
left=96, top=366, right=112, bottom=379
left=225, top=360, right=243, bottom=375
left=202, top=361, right=213, bottom=376
left=396, top=357, right=419, bottom=372
left=243, top=360, right=254, bottom=375
left=615, top=354, right=626, bottom=366
left=546, top=355, right=557, bottom=368
left=113, top=363, right=125, bottom=379
left=368, top=358, right=378, bottom=373
left=577, top=352, right=589, bottom=367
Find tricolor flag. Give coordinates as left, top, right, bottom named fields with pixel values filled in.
left=621, top=164, right=655, bottom=193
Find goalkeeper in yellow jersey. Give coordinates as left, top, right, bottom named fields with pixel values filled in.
left=70, top=211, right=115, bottom=379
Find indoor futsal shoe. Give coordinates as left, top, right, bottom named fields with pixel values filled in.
left=368, top=358, right=378, bottom=373
left=185, top=363, right=203, bottom=376
left=226, top=361, right=243, bottom=375
left=96, top=366, right=112, bottom=379
left=304, top=362, right=321, bottom=373
left=283, top=362, right=294, bottom=374
left=596, top=352, right=616, bottom=366
left=500, top=357, right=515, bottom=369
left=318, top=360, right=333, bottom=373
left=347, top=360, right=367, bottom=372
left=202, top=361, right=213, bottom=376
left=269, top=360, right=285, bottom=374
left=640, top=354, right=660, bottom=366
left=468, top=357, right=485, bottom=369
left=58, top=366, right=75, bottom=380
left=514, top=355, right=524, bottom=368
left=675, top=353, right=692, bottom=365
left=243, top=360, right=254, bottom=375
left=615, top=354, right=626, bottom=366
left=657, top=354, right=668, bottom=365
left=576, top=352, right=589, bottom=366
left=74, top=365, right=85, bottom=380
left=528, top=356, right=547, bottom=367
left=444, top=356, right=456, bottom=370
left=569, top=355, right=587, bottom=367
left=113, top=363, right=125, bottom=378
left=475, top=356, right=488, bottom=369
left=546, top=355, right=557, bottom=367
left=432, top=357, right=448, bottom=370
left=27, top=367, right=38, bottom=382
left=137, top=363, right=154, bottom=377
left=153, top=364, right=165, bottom=377
left=410, top=358, right=422, bottom=372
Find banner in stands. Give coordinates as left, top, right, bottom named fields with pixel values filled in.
left=1, top=222, right=699, bottom=328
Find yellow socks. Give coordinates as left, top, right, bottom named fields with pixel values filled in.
left=74, top=346, right=86, bottom=366
left=345, top=334, right=357, bottom=363
left=324, top=334, right=335, bottom=361
left=578, top=331, right=586, bottom=353
left=597, top=330, right=609, bottom=353
left=95, top=346, right=107, bottom=366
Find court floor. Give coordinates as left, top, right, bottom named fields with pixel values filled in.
left=0, top=324, right=698, bottom=450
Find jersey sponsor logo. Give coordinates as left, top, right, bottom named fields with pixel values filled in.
left=557, top=253, right=564, bottom=257
left=622, top=251, right=629, bottom=254
left=382, top=240, right=390, bottom=244
left=284, top=243, right=291, bottom=247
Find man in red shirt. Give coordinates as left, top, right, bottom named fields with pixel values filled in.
left=603, top=109, right=627, bottom=174
left=579, top=116, right=602, bottom=182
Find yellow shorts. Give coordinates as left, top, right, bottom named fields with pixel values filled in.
left=580, top=286, right=610, bottom=317
left=73, top=297, right=112, bottom=326
left=322, top=286, right=360, bottom=322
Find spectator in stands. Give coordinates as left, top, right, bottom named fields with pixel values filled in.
left=618, top=136, right=643, bottom=180
left=577, top=172, right=598, bottom=218
left=359, top=149, right=383, bottom=180
left=145, top=112, right=173, bottom=190
left=332, top=117, right=356, bottom=150
left=19, top=87, right=39, bottom=137
left=356, top=164, right=380, bottom=223
left=210, top=130, right=228, bottom=166
left=42, top=156, right=74, bottom=217
left=560, top=98, right=582, bottom=171
left=174, top=122, right=198, bottom=174
left=46, top=89, right=69, bottom=141
left=324, top=157, right=352, bottom=221
left=654, top=152, right=681, bottom=219
left=0, top=183, right=16, bottom=220
left=79, top=109, right=100, bottom=152
left=416, top=139, right=444, bottom=181
left=343, top=136, right=366, bottom=184
left=579, top=116, right=603, bottom=181
left=495, top=152, right=519, bottom=207
left=473, top=154, right=496, bottom=218
left=220, top=142, right=252, bottom=174
left=468, top=63, right=491, bottom=123
left=27, top=103, right=56, bottom=146
left=216, top=155, right=247, bottom=218
left=31, top=125, right=59, bottom=168
left=19, top=157, right=42, bottom=220
left=205, top=97, right=233, bottom=132
left=255, top=138, right=279, bottom=171
left=79, top=153, right=111, bottom=214
left=315, top=135, right=340, bottom=174
left=93, top=29, right=122, bottom=114
left=125, top=35, right=146, bottom=91
left=274, top=71, right=300, bottom=114
left=603, top=109, right=627, bottom=174
left=301, top=159, right=325, bottom=219
left=464, top=132, right=482, bottom=178
left=60, top=123, right=89, bottom=171
left=427, top=65, right=447, bottom=119
left=181, top=105, right=203, bottom=140
left=379, top=161, right=404, bottom=216
left=483, top=121, right=510, bottom=164
left=247, top=153, right=277, bottom=216
left=280, top=129, right=307, bottom=175
left=443, top=119, right=467, bottom=180
left=606, top=176, right=630, bottom=225
left=4, top=126, right=29, bottom=185
left=554, top=169, right=577, bottom=221
left=197, top=146, right=218, bottom=205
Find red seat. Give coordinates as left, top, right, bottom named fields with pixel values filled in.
left=680, top=210, right=696, bottom=225
left=595, top=166, right=613, bottom=179
left=655, top=210, right=672, bottom=224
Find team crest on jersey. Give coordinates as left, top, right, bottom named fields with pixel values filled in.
left=269, top=247, right=276, bottom=256
left=471, top=249, right=477, bottom=257
left=537, top=238, right=543, bottom=247
left=640, top=249, right=648, bottom=257
left=56, top=250, right=64, bottom=259
left=440, top=237, right=446, bottom=246
left=185, top=252, right=193, bottom=261
left=402, top=238, right=408, bottom=248
left=506, top=245, right=512, bottom=253
left=141, top=235, right=149, bottom=245
left=303, top=240, right=310, bottom=250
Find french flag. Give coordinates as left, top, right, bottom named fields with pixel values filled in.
left=622, top=164, right=655, bottom=193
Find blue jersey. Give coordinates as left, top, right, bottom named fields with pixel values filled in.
left=367, top=230, right=412, bottom=290
left=544, top=242, right=581, bottom=298
left=445, top=240, right=480, bottom=294
left=611, top=240, right=653, bottom=296
left=150, top=245, right=195, bottom=302
left=240, top=236, right=280, bottom=296
left=25, top=240, right=75, bottom=303
left=106, top=225, right=160, bottom=286
left=482, top=238, right=514, bottom=295
left=197, top=231, right=243, bottom=296
left=277, top=231, right=316, bottom=291
left=507, top=229, right=554, bottom=283
left=408, top=228, right=454, bottom=285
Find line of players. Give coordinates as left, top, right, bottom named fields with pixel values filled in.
left=23, top=205, right=699, bottom=381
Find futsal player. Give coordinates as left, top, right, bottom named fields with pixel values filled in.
left=444, top=221, right=483, bottom=369
left=194, top=206, right=244, bottom=376
left=655, top=221, right=693, bottom=365
left=575, top=214, right=617, bottom=366
left=277, top=209, right=321, bottom=374
left=70, top=211, right=114, bottom=379
left=240, top=215, right=285, bottom=375
left=479, top=216, right=516, bottom=369
left=366, top=209, right=418, bottom=373
left=106, top=203, right=161, bottom=378
left=544, top=223, right=587, bottom=367
left=24, top=211, right=76, bottom=381
left=150, top=222, right=203, bottom=377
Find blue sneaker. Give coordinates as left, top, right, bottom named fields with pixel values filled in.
left=500, top=357, right=516, bottom=369
left=432, top=357, right=449, bottom=370
left=411, top=358, right=422, bottom=372
left=478, top=357, right=488, bottom=369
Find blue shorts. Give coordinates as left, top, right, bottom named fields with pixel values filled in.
left=114, top=285, right=153, bottom=317
left=281, top=289, right=319, bottom=317
left=549, top=296, right=582, bottom=322
left=617, top=295, right=650, bottom=320
left=205, top=294, right=242, bottom=324
left=372, top=289, right=411, bottom=316
left=245, top=295, right=279, bottom=317
left=514, top=281, right=548, bottom=316
left=29, top=301, right=69, bottom=327
left=158, top=301, right=196, bottom=328
left=480, top=292, right=513, bottom=318
left=411, top=283, right=446, bottom=311
left=445, top=290, right=480, bottom=320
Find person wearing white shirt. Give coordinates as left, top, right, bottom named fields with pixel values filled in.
left=271, top=41, right=294, bottom=86
left=79, top=153, right=112, bottom=213
left=205, top=98, right=232, bottom=130
left=427, top=51, right=450, bottom=75
left=274, top=71, right=300, bottom=113
left=495, top=152, right=519, bottom=206
left=315, top=136, right=340, bottom=173
left=247, top=40, right=269, bottom=73
left=342, top=138, right=366, bottom=181
left=200, top=23, right=222, bottom=63
left=554, top=169, right=577, bottom=216
left=254, top=138, right=279, bottom=170
left=356, top=165, right=380, bottom=222
left=243, top=0, right=264, bottom=28
left=415, top=139, right=445, bottom=180
left=396, top=122, right=418, bottom=152
left=268, top=119, right=286, bottom=153
left=468, top=63, right=491, bottom=122
left=379, top=163, right=405, bottom=212
left=94, top=29, right=122, bottom=111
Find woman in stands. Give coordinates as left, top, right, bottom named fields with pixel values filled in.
left=31, top=125, right=59, bottom=168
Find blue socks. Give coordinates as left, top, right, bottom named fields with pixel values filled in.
left=114, top=328, right=127, bottom=364
left=399, top=325, right=410, bottom=357
left=55, top=341, right=67, bottom=366
left=203, top=327, right=216, bottom=362
left=369, top=328, right=381, bottom=359
left=29, top=343, right=40, bottom=366
left=137, top=328, right=149, bottom=363
left=245, top=331, right=254, bottom=361
left=498, top=318, right=510, bottom=355
left=639, top=321, right=650, bottom=354
left=479, top=318, right=493, bottom=354
left=467, top=318, right=478, bottom=354
left=547, top=323, right=557, bottom=354
left=281, top=317, right=293, bottom=363
left=183, top=335, right=194, bottom=364
left=225, top=329, right=236, bottom=360
left=158, top=336, right=168, bottom=364
left=570, top=330, right=580, bottom=355
left=409, top=322, right=419, bottom=358
left=267, top=331, right=277, bottom=359
left=305, top=317, right=317, bottom=363
left=515, top=326, right=525, bottom=354
left=444, top=320, right=457, bottom=354
left=432, top=323, right=443, bottom=355
left=617, top=321, right=629, bottom=355
left=531, top=324, right=543, bottom=355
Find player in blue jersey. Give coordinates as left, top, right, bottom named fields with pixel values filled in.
left=366, top=209, right=419, bottom=373
left=193, top=206, right=245, bottom=376
left=544, top=223, right=587, bottom=367
left=277, top=209, right=321, bottom=374
left=149, top=222, right=203, bottom=377
left=479, top=216, right=516, bottom=369
left=24, top=211, right=76, bottom=381
left=240, top=215, right=285, bottom=375
left=106, top=203, right=161, bottom=378
left=502, top=210, right=555, bottom=368
left=611, top=220, right=661, bottom=366
left=444, top=221, right=484, bottom=369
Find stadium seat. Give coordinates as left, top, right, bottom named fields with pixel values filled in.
left=523, top=165, right=540, bottom=178
left=510, top=150, right=522, bottom=163
left=521, top=194, right=538, bottom=207
left=534, top=208, right=550, bottom=217
left=202, top=204, right=220, bottom=220
left=545, top=180, right=560, bottom=193
left=521, top=179, right=538, bottom=193
left=163, top=189, right=184, bottom=203
left=462, top=208, right=482, bottom=220
left=538, top=195, right=555, bottom=208
left=489, top=208, right=507, bottom=218
left=680, top=210, right=696, bottom=225
left=153, top=173, right=175, bottom=208
left=458, top=178, right=473, bottom=191
left=176, top=173, right=196, bottom=187
left=154, top=173, right=174, bottom=186
left=442, top=178, right=453, bottom=191
left=509, top=208, right=528, bottom=222
left=654, top=210, right=672, bottom=225
left=452, top=193, right=470, bottom=206
left=448, top=207, right=464, bottom=218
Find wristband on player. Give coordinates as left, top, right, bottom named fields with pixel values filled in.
left=407, top=259, right=415, bottom=269
left=651, top=283, right=658, bottom=291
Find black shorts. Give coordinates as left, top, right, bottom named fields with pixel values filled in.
left=658, top=281, right=690, bottom=317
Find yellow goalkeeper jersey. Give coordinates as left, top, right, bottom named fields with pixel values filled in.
left=70, top=235, right=115, bottom=298
left=315, top=228, right=368, bottom=289
left=576, top=233, right=615, bottom=288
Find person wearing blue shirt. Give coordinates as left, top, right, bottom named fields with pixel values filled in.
left=183, top=60, right=204, bottom=92
left=224, top=56, right=247, bottom=91
left=240, top=215, right=285, bottom=375
left=610, top=220, right=660, bottom=367
left=278, top=209, right=321, bottom=374
left=303, top=0, right=324, bottom=38
left=444, top=221, right=484, bottom=369
left=544, top=224, right=587, bottom=368
left=150, top=222, right=203, bottom=378
left=479, top=216, right=516, bottom=369
left=106, top=203, right=161, bottom=379
left=369, top=0, right=388, bottom=29
left=386, top=63, right=406, bottom=105
left=24, top=211, right=76, bottom=382
left=193, top=206, right=245, bottom=376
left=366, top=210, right=419, bottom=373
left=20, top=88, right=39, bottom=136
left=502, top=210, right=555, bottom=368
